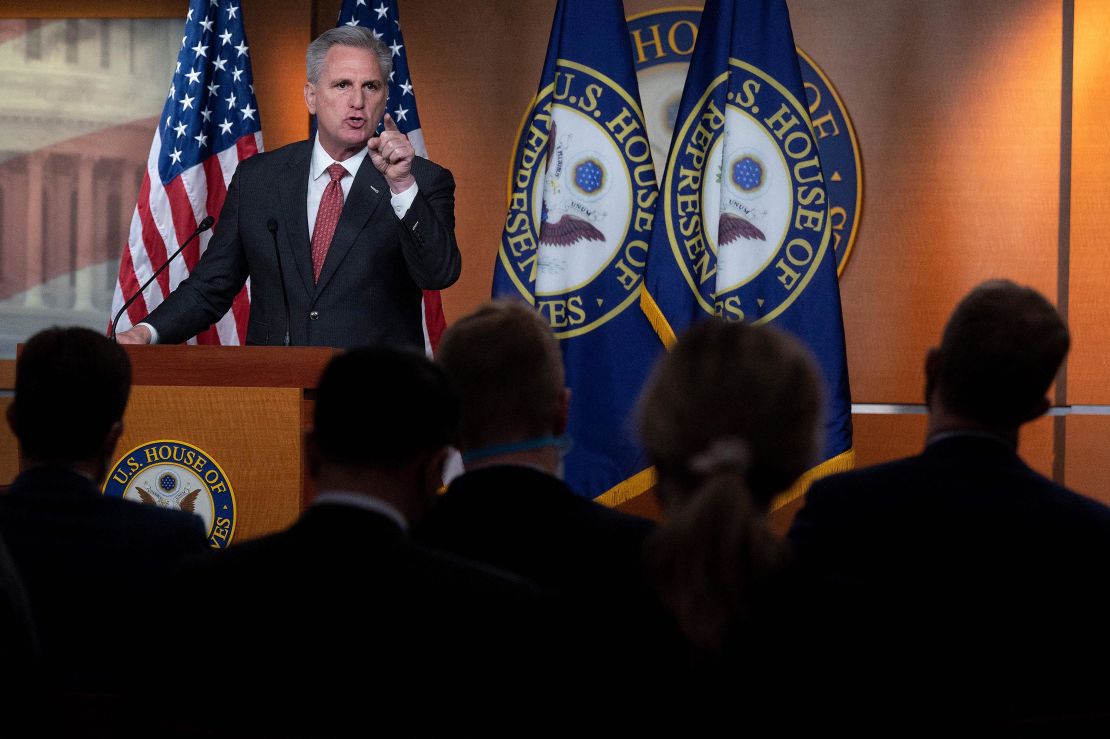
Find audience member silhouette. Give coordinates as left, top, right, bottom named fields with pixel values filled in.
left=789, top=280, right=1110, bottom=726
left=416, top=301, right=655, bottom=701
left=0, top=533, right=39, bottom=736
left=636, top=318, right=824, bottom=724
left=19, top=282, right=1110, bottom=731
left=2, top=327, right=207, bottom=734
left=158, top=347, right=549, bottom=735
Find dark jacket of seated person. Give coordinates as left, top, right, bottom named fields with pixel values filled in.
left=415, top=301, right=661, bottom=707
left=788, top=280, right=1110, bottom=725
left=3, top=326, right=208, bottom=735
left=141, top=345, right=562, bottom=735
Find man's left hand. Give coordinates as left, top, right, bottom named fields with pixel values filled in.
left=368, top=113, right=416, bottom=194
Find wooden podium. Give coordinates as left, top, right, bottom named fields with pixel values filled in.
left=115, top=345, right=335, bottom=544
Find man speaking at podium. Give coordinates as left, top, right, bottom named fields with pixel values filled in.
left=116, top=26, right=460, bottom=349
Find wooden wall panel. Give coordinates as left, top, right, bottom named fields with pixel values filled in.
left=243, top=0, right=312, bottom=150
left=1064, top=416, right=1110, bottom=506
left=1067, top=0, right=1110, bottom=404
left=853, top=413, right=928, bottom=468
left=788, top=0, right=1063, bottom=404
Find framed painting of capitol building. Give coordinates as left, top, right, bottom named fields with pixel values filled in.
left=0, top=18, right=180, bottom=358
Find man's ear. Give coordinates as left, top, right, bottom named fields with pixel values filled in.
left=554, top=387, right=571, bottom=437
left=304, top=83, right=317, bottom=115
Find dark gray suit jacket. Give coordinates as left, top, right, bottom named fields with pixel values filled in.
left=145, top=139, right=461, bottom=349
left=0, top=466, right=207, bottom=691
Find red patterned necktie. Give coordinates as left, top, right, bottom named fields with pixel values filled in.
left=311, top=163, right=348, bottom=283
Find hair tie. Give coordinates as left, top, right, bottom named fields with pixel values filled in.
left=688, top=438, right=751, bottom=478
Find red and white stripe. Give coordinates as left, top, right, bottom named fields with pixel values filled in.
left=111, top=131, right=262, bottom=345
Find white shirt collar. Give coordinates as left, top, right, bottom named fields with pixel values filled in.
left=310, top=135, right=368, bottom=182
left=312, top=490, right=408, bottom=531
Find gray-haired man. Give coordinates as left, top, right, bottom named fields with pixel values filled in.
left=118, top=26, right=460, bottom=349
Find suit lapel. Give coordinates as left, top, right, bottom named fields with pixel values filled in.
left=277, top=144, right=315, bottom=297
left=314, top=161, right=388, bottom=297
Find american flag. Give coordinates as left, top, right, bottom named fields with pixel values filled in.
left=110, top=0, right=262, bottom=345
left=338, top=0, right=447, bottom=353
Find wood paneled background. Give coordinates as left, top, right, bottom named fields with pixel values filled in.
left=3, top=1, right=1109, bottom=511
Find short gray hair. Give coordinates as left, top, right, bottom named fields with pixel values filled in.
left=306, top=26, right=392, bottom=85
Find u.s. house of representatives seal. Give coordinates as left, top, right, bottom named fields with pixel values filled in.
left=662, top=58, right=830, bottom=322
left=501, top=59, right=658, bottom=338
left=627, top=7, right=862, bottom=275
left=103, top=440, right=236, bottom=549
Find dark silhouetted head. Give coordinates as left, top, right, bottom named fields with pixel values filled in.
left=930, top=280, right=1068, bottom=428
left=9, top=327, right=131, bottom=469
left=312, top=346, right=458, bottom=471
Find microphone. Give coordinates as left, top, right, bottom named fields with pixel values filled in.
left=267, top=219, right=292, bottom=347
left=110, top=216, right=215, bottom=341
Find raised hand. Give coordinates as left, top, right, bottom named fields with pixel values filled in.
left=367, top=113, right=416, bottom=194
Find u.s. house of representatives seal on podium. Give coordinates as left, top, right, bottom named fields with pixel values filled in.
left=103, top=440, right=237, bottom=549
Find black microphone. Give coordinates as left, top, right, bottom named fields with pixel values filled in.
left=110, top=216, right=215, bottom=341
left=267, top=219, right=292, bottom=347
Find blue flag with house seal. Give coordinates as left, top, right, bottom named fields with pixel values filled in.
left=493, top=0, right=664, bottom=504
left=641, top=0, right=854, bottom=493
